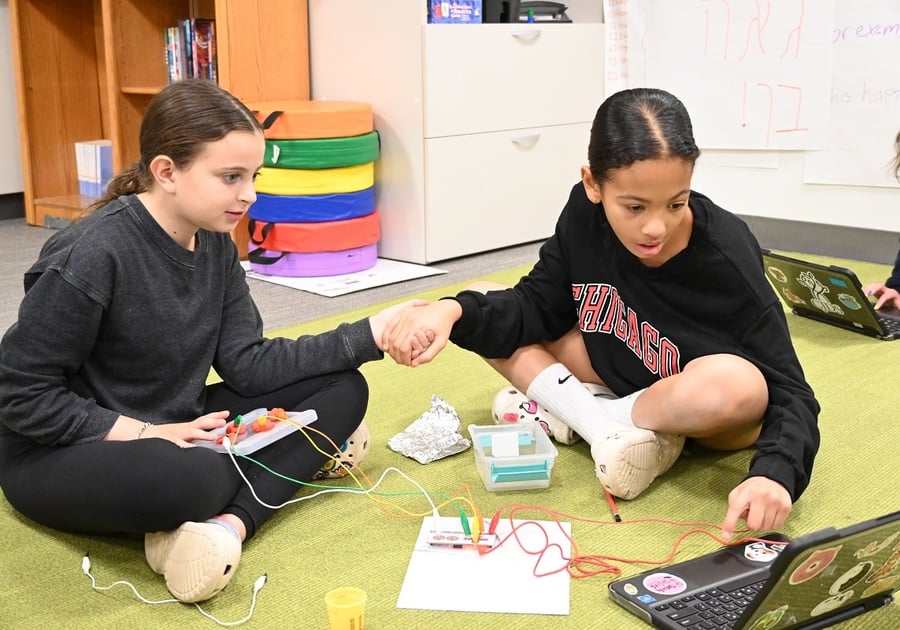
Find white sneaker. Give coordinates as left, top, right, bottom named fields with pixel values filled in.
left=491, top=386, right=580, bottom=445
left=656, top=431, right=686, bottom=476
left=145, top=521, right=242, bottom=603
left=591, top=427, right=685, bottom=500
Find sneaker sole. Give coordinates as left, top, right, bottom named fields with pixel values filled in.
left=592, top=430, right=662, bottom=500
left=163, top=522, right=241, bottom=603
left=145, top=529, right=176, bottom=575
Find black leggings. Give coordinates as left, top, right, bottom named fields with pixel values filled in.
left=0, top=370, right=368, bottom=540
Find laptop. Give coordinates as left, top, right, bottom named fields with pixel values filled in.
left=608, top=510, right=900, bottom=629
left=761, top=250, right=900, bottom=341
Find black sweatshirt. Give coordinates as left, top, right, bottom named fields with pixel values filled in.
left=450, top=183, right=820, bottom=501
left=886, top=238, right=900, bottom=290
left=0, top=195, right=382, bottom=446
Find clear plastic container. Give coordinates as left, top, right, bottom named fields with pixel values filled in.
left=468, top=423, right=558, bottom=491
left=196, top=408, right=317, bottom=454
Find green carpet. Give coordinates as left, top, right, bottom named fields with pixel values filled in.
left=1, top=253, right=898, bottom=629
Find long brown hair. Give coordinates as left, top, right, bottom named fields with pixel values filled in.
left=88, top=80, right=262, bottom=212
left=893, top=130, right=900, bottom=181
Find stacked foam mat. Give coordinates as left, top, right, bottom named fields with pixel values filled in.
left=246, top=101, right=381, bottom=276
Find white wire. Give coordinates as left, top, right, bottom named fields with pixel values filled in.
left=83, top=554, right=266, bottom=627
left=193, top=574, right=267, bottom=627
left=222, top=437, right=441, bottom=517
left=84, top=567, right=179, bottom=605
left=80, top=436, right=440, bottom=625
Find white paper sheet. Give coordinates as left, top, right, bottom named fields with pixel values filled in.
left=605, top=0, right=835, bottom=150
left=396, top=516, right=571, bottom=615
left=241, top=258, right=446, bottom=297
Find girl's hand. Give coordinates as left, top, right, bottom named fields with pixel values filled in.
left=721, top=476, right=792, bottom=539
left=864, top=282, right=900, bottom=310
left=139, top=411, right=229, bottom=448
left=369, top=299, right=431, bottom=347
left=384, top=299, right=462, bottom=367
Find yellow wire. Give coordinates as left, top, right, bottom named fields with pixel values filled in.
left=271, top=414, right=483, bottom=522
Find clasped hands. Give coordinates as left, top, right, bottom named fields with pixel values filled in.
left=370, top=298, right=458, bottom=366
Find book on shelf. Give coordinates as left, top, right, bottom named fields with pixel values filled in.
left=164, top=27, right=176, bottom=83
left=74, top=140, right=113, bottom=199
left=191, top=19, right=216, bottom=81
left=178, top=18, right=193, bottom=80
left=164, top=19, right=218, bottom=84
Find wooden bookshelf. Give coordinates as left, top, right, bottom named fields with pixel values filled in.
left=9, top=0, right=310, bottom=257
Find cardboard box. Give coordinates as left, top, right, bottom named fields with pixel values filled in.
left=428, top=1, right=483, bottom=24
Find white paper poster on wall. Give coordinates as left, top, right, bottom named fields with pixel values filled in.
left=803, top=0, right=900, bottom=188
left=603, top=0, right=834, bottom=151
left=0, top=1, right=24, bottom=195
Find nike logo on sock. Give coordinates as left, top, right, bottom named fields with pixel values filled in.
left=558, top=374, right=573, bottom=384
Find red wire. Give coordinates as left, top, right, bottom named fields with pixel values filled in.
left=475, top=503, right=776, bottom=580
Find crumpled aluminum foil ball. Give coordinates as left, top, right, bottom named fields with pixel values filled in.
left=387, top=394, right=471, bottom=464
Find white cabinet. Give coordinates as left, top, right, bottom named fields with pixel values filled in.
left=308, top=0, right=603, bottom=263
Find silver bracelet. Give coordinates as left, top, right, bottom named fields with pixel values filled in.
left=134, top=421, right=152, bottom=440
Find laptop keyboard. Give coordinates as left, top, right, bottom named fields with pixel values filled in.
left=877, top=314, right=900, bottom=335
left=652, top=577, right=766, bottom=628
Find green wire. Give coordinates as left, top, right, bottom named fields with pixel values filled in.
left=233, top=450, right=469, bottom=518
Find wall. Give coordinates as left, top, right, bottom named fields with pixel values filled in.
left=604, top=0, right=900, bottom=238
left=3, top=1, right=896, bottom=252
left=0, top=0, right=23, bottom=195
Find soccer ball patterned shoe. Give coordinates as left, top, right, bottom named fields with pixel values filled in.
left=145, top=521, right=242, bottom=603
left=314, top=420, right=371, bottom=479
left=491, top=386, right=580, bottom=445
left=591, top=428, right=686, bottom=500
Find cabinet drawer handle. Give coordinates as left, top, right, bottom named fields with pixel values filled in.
left=512, top=30, right=542, bottom=44
left=511, top=134, right=541, bottom=149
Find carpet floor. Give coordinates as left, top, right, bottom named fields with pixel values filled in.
left=1, top=254, right=898, bottom=629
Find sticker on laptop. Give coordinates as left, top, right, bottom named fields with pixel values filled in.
left=746, top=604, right=788, bottom=630
left=862, top=575, right=898, bottom=598
left=789, top=545, right=843, bottom=585
left=766, top=266, right=787, bottom=283
left=642, top=573, right=687, bottom=595
left=744, top=541, right=788, bottom=563
left=866, top=548, right=900, bottom=583
left=829, top=561, right=873, bottom=594
left=797, top=271, right=844, bottom=315
left=854, top=531, right=898, bottom=558
left=810, top=589, right=855, bottom=617
left=781, top=288, right=806, bottom=305
left=837, top=293, right=863, bottom=311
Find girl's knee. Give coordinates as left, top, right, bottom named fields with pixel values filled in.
left=317, top=369, right=369, bottom=431
left=685, top=354, right=767, bottom=415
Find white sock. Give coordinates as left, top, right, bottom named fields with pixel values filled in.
left=525, top=363, right=641, bottom=444
left=206, top=517, right=242, bottom=542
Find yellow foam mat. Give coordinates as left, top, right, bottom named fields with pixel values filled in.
left=254, top=163, right=375, bottom=196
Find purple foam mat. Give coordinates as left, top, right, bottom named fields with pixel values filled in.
left=247, top=243, right=378, bottom=277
